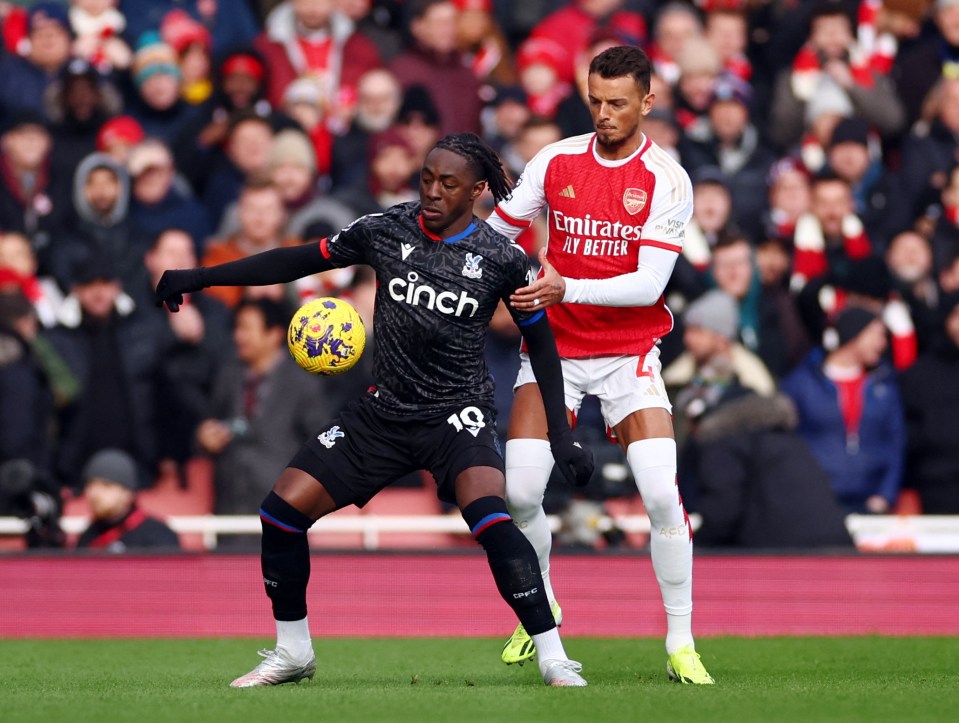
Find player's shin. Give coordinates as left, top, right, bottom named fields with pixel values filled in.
left=626, top=438, right=695, bottom=654
left=462, top=496, right=555, bottom=636
left=259, top=491, right=315, bottom=663
left=504, top=439, right=557, bottom=605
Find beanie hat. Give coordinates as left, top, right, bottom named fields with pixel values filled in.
left=160, top=9, right=212, bottom=54
left=82, top=448, right=139, bottom=491
left=268, top=129, right=317, bottom=174
left=282, top=77, right=323, bottom=107
left=823, top=306, right=879, bottom=350
left=684, top=289, right=741, bottom=340
left=829, top=116, right=871, bottom=148
left=28, top=2, right=71, bottom=35
left=710, top=73, right=752, bottom=107
left=398, top=85, right=441, bottom=127
left=96, top=115, right=145, bottom=151
left=132, top=31, right=181, bottom=87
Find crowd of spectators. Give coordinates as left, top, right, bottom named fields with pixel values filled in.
left=2, top=0, right=959, bottom=550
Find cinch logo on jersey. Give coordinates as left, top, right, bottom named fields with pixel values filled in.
left=552, top=209, right=641, bottom=256
left=388, top=272, right=479, bottom=317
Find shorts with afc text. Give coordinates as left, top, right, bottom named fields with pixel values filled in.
left=513, top=345, right=672, bottom=430
left=288, top=394, right=504, bottom=508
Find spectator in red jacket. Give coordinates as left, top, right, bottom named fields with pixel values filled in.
left=253, top=0, right=382, bottom=122
left=390, top=0, right=481, bottom=135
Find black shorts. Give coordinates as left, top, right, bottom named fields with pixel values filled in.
left=288, top=394, right=503, bottom=508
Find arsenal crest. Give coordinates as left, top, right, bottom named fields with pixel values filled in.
left=623, top=188, right=647, bottom=215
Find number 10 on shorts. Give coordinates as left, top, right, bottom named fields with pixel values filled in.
left=447, top=406, right=486, bottom=437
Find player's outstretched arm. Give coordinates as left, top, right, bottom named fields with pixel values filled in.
left=510, top=246, right=679, bottom=310
left=520, top=315, right=594, bottom=487
left=155, top=243, right=335, bottom=312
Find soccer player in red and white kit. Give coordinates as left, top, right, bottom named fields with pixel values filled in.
left=486, top=45, right=714, bottom=685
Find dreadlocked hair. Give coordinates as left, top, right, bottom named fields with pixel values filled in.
left=434, top=133, right=513, bottom=204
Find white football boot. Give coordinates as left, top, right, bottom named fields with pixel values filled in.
left=230, top=648, right=316, bottom=688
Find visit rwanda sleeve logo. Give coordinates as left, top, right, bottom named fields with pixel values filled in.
left=462, top=253, right=483, bottom=279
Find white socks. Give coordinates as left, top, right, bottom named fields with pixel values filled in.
left=505, top=438, right=557, bottom=605
left=532, top=628, right=568, bottom=672
left=275, top=617, right=313, bottom=662
left=627, top=438, right=695, bottom=654
left=507, top=435, right=696, bottom=655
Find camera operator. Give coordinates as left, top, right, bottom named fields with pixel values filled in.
left=0, top=459, right=63, bottom=548
left=0, top=291, right=64, bottom=547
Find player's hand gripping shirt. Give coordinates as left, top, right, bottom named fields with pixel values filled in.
left=320, top=202, right=539, bottom=416
left=488, top=133, right=693, bottom=358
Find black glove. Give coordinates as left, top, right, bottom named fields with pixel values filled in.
left=154, top=268, right=207, bottom=312
left=549, top=434, right=594, bottom=487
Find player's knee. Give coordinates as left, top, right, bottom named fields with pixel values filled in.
left=504, top=439, right=553, bottom=513
left=505, top=478, right=546, bottom=514
left=636, top=471, right=681, bottom=519
left=260, top=491, right=314, bottom=535
left=627, top=438, right=681, bottom=520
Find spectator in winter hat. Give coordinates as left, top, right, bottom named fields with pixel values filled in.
left=0, top=2, right=74, bottom=121
left=674, top=36, right=723, bottom=138
left=664, top=288, right=776, bottom=397
left=160, top=9, right=213, bottom=105
left=781, top=304, right=905, bottom=514
left=763, top=156, right=812, bottom=243
left=281, top=78, right=333, bottom=178
left=76, top=449, right=180, bottom=550
left=128, top=32, right=201, bottom=145
left=682, top=73, right=778, bottom=242
left=395, top=85, right=441, bottom=167
left=515, top=36, right=571, bottom=119
left=127, top=138, right=212, bottom=256
left=96, top=115, right=145, bottom=164
left=825, top=117, right=907, bottom=249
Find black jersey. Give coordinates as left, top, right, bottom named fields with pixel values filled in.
left=319, top=202, right=538, bottom=417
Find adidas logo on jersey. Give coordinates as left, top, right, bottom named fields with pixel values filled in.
left=559, top=185, right=576, bottom=198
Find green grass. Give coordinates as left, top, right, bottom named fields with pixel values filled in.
left=3, top=637, right=958, bottom=723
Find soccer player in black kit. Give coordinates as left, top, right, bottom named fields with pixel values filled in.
left=155, top=134, right=594, bottom=688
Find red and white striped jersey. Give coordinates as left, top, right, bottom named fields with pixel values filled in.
left=488, top=132, right=693, bottom=358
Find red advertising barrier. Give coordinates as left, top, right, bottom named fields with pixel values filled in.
left=2, top=554, right=958, bottom=638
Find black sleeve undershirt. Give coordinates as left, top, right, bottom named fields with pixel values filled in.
left=519, top=314, right=572, bottom=443
left=199, top=242, right=335, bottom=288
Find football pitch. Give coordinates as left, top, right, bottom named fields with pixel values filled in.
left=4, top=637, right=957, bottom=723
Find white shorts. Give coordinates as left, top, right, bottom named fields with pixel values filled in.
left=513, top=346, right=672, bottom=430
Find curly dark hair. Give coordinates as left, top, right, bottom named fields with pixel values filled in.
left=433, top=133, right=513, bottom=204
